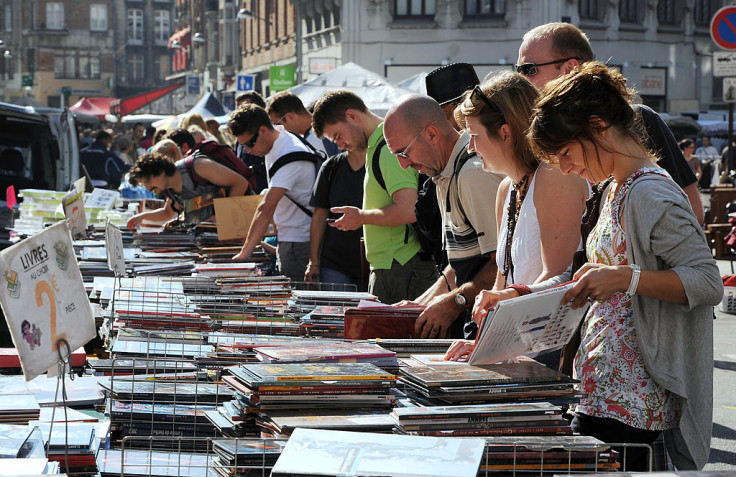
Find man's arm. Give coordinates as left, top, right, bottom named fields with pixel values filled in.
left=306, top=207, right=329, bottom=282
left=126, top=199, right=177, bottom=231
left=193, top=158, right=250, bottom=197
left=330, top=187, right=417, bottom=231
left=233, top=187, right=286, bottom=260
left=414, top=255, right=497, bottom=338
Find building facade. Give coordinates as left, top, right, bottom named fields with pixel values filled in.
left=343, top=0, right=727, bottom=114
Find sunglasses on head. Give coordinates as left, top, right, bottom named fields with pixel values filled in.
left=514, top=57, right=578, bottom=77
left=468, top=85, right=505, bottom=120
left=244, top=129, right=260, bottom=148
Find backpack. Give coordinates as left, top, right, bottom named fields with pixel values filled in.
left=371, top=138, right=476, bottom=270
left=184, top=140, right=256, bottom=191
left=266, top=132, right=326, bottom=217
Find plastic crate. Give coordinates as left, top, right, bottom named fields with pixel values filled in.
left=720, top=286, right=736, bottom=314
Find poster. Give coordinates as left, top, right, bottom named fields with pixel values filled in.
left=0, top=221, right=96, bottom=380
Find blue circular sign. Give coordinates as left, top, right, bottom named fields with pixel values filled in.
left=712, top=7, right=736, bottom=50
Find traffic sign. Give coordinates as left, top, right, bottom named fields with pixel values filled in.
left=187, top=75, right=201, bottom=95
left=724, top=78, right=736, bottom=102
left=711, top=6, right=736, bottom=50
left=237, top=74, right=255, bottom=91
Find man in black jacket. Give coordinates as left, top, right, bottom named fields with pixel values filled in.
left=80, top=130, right=129, bottom=189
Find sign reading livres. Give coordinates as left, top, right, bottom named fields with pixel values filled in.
left=0, top=221, right=96, bottom=381
left=270, top=65, right=296, bottom=92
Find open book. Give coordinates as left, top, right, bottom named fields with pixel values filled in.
left=468, top=283, right=589, bottom=366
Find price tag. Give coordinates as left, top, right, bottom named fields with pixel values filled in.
left=62, top=188, right=86, bottom=238
left=85, top=189, right=119, bottom=210
left=0, top=221, right=96, bottom=380
left=105, top=220, right=125, bottom=277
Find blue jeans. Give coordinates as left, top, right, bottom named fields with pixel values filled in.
left=320, top=266, right=363, bottom=292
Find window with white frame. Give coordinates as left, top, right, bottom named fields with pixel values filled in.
left=46, top=2, right=64, bottom=30
left=464, top=0, right=505, bottom=17
left=90, top=4, right=107, bottom=31
left=128, top=53, right=144, bottom=83
left=154, top=10, right=170, bottom=43
left=127, top=9, right=143, bottom=43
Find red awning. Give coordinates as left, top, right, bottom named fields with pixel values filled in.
left=168, top=27, right=191, bottom=49
left=109, top=82, right=185, bottom=116
left=69, top=97, right=116, bottom=119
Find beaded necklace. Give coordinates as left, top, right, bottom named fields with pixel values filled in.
left=502, top=173, right=530, bottom=285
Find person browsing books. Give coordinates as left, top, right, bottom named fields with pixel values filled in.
left=443, top=72, right=587, bottom=351
left=126, top=151, right=250, bottom=230
left=457, top=62, right=722, bottom=471
left=382, top=94, right=503, bottom=339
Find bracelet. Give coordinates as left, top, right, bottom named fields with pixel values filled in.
left=508, top=283, right=531, bottom=296
left=308, top=263, right=319, bottom=268
left=626, top=264, right=641, bottom=296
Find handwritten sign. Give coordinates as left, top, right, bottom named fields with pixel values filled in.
left=0, top=221, right=96, bottom=380
left=62, top=189, right=86, bottom=238
left=105, top=220, right=125, bottom=277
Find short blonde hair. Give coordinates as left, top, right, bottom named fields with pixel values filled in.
left=149, top=139, right=182, bottom=162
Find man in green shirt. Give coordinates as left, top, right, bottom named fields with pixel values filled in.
left=312, top=90, right=437, bottom=304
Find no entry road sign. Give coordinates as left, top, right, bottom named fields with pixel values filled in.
left=712, top=6, right=736, bottom=50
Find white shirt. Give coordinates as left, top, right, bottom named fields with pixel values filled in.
left=265, top=125, right=317, bottom=242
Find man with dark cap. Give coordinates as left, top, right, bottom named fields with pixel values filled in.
left=425, top=63, right=480, bottom=130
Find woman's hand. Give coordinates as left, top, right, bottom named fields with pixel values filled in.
left=564, top=263, right=631, bottom=309
left=444, top=339, right=475, bottom=361
left=472, top=288, right=520, bottom=325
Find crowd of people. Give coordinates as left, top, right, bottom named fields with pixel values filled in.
left=75, top=20, right=724, bottom=471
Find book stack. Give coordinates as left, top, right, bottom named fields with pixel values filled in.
left=222, top=363, right=397, bottom=437
left=398, top=359, right=579, bottom=407
left=289, top=290, right=377, bottom=314
left=298, top=305, right=349, bottom=338
left=210, top=438, right=287, bottom=477
left=194, top=262, right=259, bottom=278
left=97, top=448, right=210, bottom=477
left=0, top=424, right=44, bottom=459
left=252, top=342, right=399, bottom=370
left=104, top=379, right=232, bottom=449
left=0, top=394, right=40, bottom=425
left=363, top=338, right=455, bottom=357
left=479, top=435, right=620, bottom=473
left=87, top=358, right=198, bottom=376
left=31, top=421, right=100, bottom=475
left=391, top=402, right=570, bottom=437
left=132, top=230, right=197, bottom=251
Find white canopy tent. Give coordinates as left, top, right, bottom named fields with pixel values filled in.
left=398, top=72, right=428, bottom=95
left=285, top=62, right=417, bottom=116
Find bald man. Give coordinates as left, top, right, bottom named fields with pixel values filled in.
left=384, top=94, right=503, bottom=340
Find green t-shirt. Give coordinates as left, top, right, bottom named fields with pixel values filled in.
left=363, top=123, right=421, bottom=270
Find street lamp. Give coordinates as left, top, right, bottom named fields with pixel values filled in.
left=237, top=8, right=272, bottom=25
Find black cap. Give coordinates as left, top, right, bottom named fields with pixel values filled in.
left=425, top=63, right=480, bottom=106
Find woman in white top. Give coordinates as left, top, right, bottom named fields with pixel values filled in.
left=446, top=71, right=588, bottom=361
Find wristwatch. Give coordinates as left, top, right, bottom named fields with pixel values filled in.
left=454, top=292, right=468, bottom=309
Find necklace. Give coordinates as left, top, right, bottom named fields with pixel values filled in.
left=502, top=174, right=530, bottom=285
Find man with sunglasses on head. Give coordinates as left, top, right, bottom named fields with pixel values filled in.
left=266, top=91, right=340, bottom=157
left=312, top=90, right=438, bottom=304
left=227, top=104, right=318, bottom=284
left=384, top=94, right=503, bottom=340
left=518, top=22, right=703, bottom=223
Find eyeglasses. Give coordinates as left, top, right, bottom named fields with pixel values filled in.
left=394, top=126, right=428, bottom=160
left=514, top=57, right=578, bottom=77
left=468, top=85, right=505, bottom=120
left=244, top=129, right=260, bottom=148
left=273, top=114, right=287, bottom=125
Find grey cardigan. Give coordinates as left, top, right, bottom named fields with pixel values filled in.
left=530, top=174, right=722, bottom=470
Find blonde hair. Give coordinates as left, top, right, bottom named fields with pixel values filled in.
left=149, top=139, right=182, bottom=162
left=455, top=71, right=540, bottom=174
left=180, top=113, right=207, bottom=131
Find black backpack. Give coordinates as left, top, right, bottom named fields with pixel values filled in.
left=371, top=139, right=475, bottom=270
left=266, top=132, right=326, bottom=217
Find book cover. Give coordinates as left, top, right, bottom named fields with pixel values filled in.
left=231, top=363, right=395, bottom=385
left=400, top=360, right=568, bottom=387
left=469, top=283, right=588, bottom=366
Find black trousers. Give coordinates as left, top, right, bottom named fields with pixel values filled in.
left=571, top=412, right=662, bottom=472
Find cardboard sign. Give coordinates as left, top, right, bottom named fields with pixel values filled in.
left=105, top=220, right=125, bottom=277
left=213, top=195, right=267, bottom=241
left=0, top=221, right=96, bottom=380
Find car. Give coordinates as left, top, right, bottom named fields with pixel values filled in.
left=0, top=102, right=79, bottom=194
